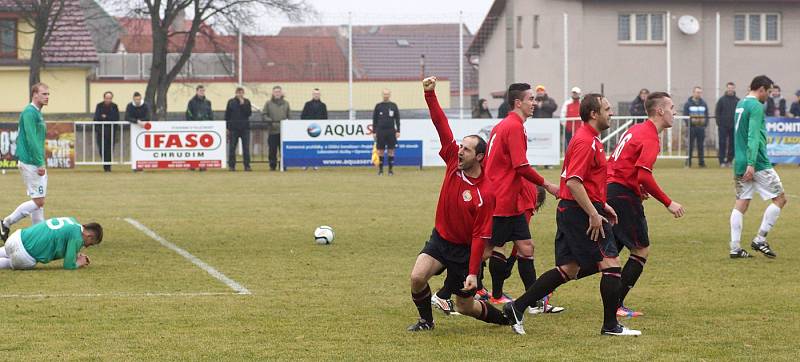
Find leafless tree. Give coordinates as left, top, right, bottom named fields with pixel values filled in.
left=8, top=0, right=67, bottom=93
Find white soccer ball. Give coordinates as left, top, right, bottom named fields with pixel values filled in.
left=314, top=226, right=335, bottom=245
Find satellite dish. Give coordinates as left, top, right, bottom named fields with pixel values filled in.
left=678, top=15, right=700, bottom=35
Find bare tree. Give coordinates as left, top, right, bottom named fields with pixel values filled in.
left=9, top=0, right=67, bottom=92
left=116, top=0, right=311, bottom=120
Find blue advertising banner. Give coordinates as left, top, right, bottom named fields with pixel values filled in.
left=282, top=140, right=422, bottom=168
left=766, top=117, right=800, bottom=164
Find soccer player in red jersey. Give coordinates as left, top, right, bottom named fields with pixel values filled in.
left=407, top=77, right=508, bottom=331
left=606, top=92, right=686, bottom=318
left=504, top=94, right=641, bottom=336
left=482, top=83, right=559, bottom=307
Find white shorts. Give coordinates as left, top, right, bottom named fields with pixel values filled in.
left=19, top=161, right=47, bottom=198
left=3, top=230, right=37, bottom=270
left=735, top=169, right=784, bottom=201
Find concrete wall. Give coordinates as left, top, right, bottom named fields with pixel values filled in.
left=0, top=67, right=91, bottom=113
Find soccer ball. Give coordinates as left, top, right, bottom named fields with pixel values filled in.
left=314, top=226, right=335, bottom=245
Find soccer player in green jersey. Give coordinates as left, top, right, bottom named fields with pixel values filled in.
left=729, top=75, right=787, bottom=259
left=0, top=83, right=50, bottom=241
left=0, top=217, right=102, bottom=270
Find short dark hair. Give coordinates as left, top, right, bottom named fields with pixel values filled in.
left=31, top=82, right=48, bottom=97
left=196, top=85, right=205, bottom=91
left=273, top=85, right=282, bottom=91
left=313, top=88, right=320, bottom=91
left=639, top=88, right=650, bottom=95
left=133, top=91, right=141, bottom=98
left=235, top=87, right=244, bottom=92
left=507, top=83, right=531, bottom=107
left=726, top=82, right=735, bottom=87
left=465, top=134, right=487, bottom=156
left=83, top=222, right=103, bottom=244
left=645, top=92, right=671, bottom=116
left=103, top=91, right=113, bottom=98
left=579, top=93, right=604, bottom=122
left=750, top=75, right=773, bottom=91
left=773, top=85, right=781, bottom=91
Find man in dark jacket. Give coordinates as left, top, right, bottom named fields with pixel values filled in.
left=497, top=92, right=510, bottom=119
left=790, top=90, right=800, bottom=118
left=186, top=85, right=213, bottom=121
left=94, top=91, right=119, bottom=172
left=715, top=82, right=739, bottom=167
left=629, top=88, right=649, bottom=122
left=125, top=92, right=150, bottom=124
left=372, top=89, right=400, bottom=175
left=300, top=88, right=328, bottom=120
left=225, top=87, right=253, bottom=172
left=532, top=85, right=557, bottom=118
left=684, top=86, right=709, bottom=168
left=766, top=85, right=787, bottom=117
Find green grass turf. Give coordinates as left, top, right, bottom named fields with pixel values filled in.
left=0, top=161, right=797, bottom=360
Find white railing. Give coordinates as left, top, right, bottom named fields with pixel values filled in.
left=96, top=53, right=235, bottom=80
left=74, top=121, right=131, bottom=166
left=560, top=116, right=694, bottom=160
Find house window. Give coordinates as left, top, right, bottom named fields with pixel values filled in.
left=0, top=19, right=17, bottom=58
left=516, top=16, right=523, bottom=48
left=734, top=13, right=780, bottom=44
left=618, top=13, right=665, bottom=44
left=532, top=15, right=540, bottom=48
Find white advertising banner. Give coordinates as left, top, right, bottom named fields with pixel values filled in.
left=130, top=121, right=227, bottom=169
left=281, top=118, right=560, bottom=168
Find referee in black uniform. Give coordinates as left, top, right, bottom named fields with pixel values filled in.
left=372, top=89, right=400, bottom=175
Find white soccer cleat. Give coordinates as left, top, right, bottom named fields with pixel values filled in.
left=601, top=323, right=642, bottom=336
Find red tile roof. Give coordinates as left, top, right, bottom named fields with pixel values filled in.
left=238, top=36, right=348, bottom=82
left=116, top=17, right=221, bottom=53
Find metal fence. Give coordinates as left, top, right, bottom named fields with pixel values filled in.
left=96, top=53, right=235, bottom=80
left=74, top=121, right=131, bottom=166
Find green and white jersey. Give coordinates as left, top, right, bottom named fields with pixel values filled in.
left=16, top=103, right=46, bottom=167
left=21, top=217, right=84, bottom=269
left=734, top=96, right=772, bottom=176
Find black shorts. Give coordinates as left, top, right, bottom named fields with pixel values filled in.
left=554, top=200, right=619, bottom=269
left=490, top=214, right=531, bottom=247
left=607, top=183, right=650, bottom=250
left=375, top=129, right=397, bottom=150
left=419, top=228, right=475, bottom=298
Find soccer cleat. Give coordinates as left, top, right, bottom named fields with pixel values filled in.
left=729, top=249, right=753, bottom=259
left=388, top=170, right=395, bottom=176
left=751, top=240, right=777, bottom=258
left=407, top=319, right=434, bottom=332
left=489, top=293, right=513, bottom=305
left=601, top=323, right=641, bottom=336
left=0, top=220, right=8, bottom=241
left=616, top=305, right=644, bottom=318
left=377, top=170, right=384, bottom=176
left=502, top=303, right=526, bottom=335
left=474, top=288, right=490, bottom=301
left=529, top=295, right=566, bottom=315
left=431, top=294, right=455, bottom=316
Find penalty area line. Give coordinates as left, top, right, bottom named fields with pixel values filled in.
left=124, top=218, right=251, bottom=295
left=0, top=292, right=240, bottom=299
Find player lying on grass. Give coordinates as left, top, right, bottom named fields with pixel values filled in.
left=606, top=92, right=685, bottom=318
left=407, top=76, right=508, bottom=331
left=0, top=217, right=103, bottom=270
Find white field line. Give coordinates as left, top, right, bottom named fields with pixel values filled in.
left=0, top=292, right=238, bottom=299
left=124, top=218, right=251, bottom=295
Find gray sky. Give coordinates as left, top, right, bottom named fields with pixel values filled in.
left=257, top=0, right=494, bottom=34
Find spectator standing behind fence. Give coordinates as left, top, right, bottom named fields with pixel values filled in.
left=472, top=98, right=493, bottom=118
left=372, top=89, right=400, bottom=176
left=560, top=86, right=582, bottom=150
left=684, top=86, right=709, bottom=168
left=225, top=87, right=252, bottom=172
left=790, top=90, right=800, bottom=118
left=301, top=88, right=328, bottom=120
left=186, top=85, right=213, bottom=121
left=532, top=85, right=557, bottom=118
left=263, top=85, right=290, bottom=171
left=715, top=82, right=739, bottom=168
left=497, top=92, right=509, bottom=119
left=766, top=85, right=787, bottom=117
left=629, top=88, right=650, bottom=122
left=93, top=91, right=119, bottom=172
left=125, top=92, right=150, bottom=124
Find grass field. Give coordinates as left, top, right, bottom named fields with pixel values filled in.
left=0, top=161, right=798, bottom=360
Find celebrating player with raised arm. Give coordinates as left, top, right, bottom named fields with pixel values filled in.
left=729, top=75, right=787, bottom=259
left=606, top=92, right=685, bottom=318
left=407, top=77, right=508, bottom=331
left=1, top=83, right=50, bottom=241
left=0, top=217, right=103, bottom=270
left=504, top=94, right=640, bottom=336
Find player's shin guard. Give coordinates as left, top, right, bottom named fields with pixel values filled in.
left=513, top=266, right=570, bottom=311
left=756, top=203, right=781, bottom=241
left=31, top=208, right=44, bottom=225
left=477, top=261, right=486, bottom=291
left=489, top=251, right=507, bottom=298
left=436, top=286, right=451, bottom=300
left=477, top=300, right=508, bottom=325
left=517, top=256, right=537, bottom=290
left=618, top=255, right=647, bottom=307
left=412, top=284, right=434, bottom=323
left=4, top=200, right=39, bottom=226
left=388, top=156, right=395, bottom=171
left=600, top=267, right=623, bottom=330
left=730, top=208, right=744, bottom=251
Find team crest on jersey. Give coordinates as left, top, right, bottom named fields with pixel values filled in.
left=463, top=190, right=473, bottom=202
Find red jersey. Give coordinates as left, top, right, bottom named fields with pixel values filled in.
left=518, top=180, right=539, bottom=215
left=564, top=99, right=582, bottom=133
left=559, top=123, right=607, bottom=203
left=484, top=112, right=543, bottom=216
left=426, top=90, right=492, bottom=275
left=607, top=121, right=660, bottom=194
